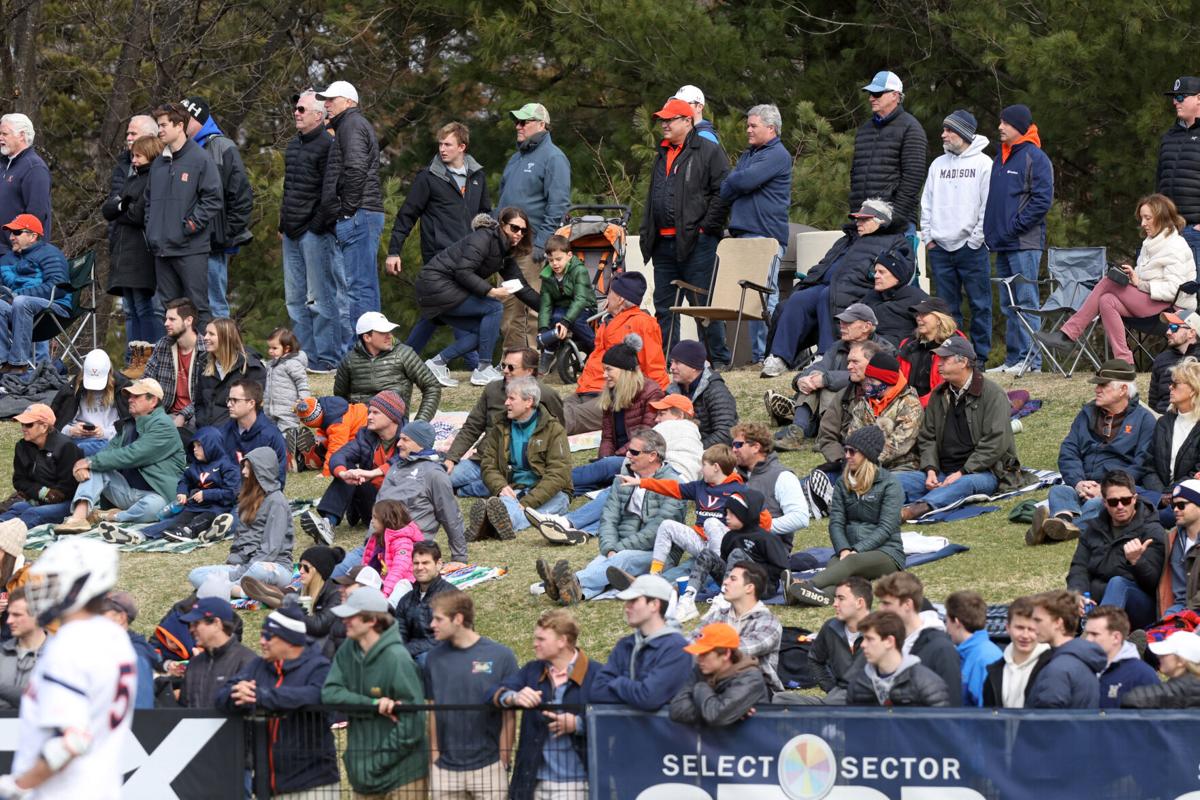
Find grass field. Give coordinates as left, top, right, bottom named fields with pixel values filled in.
left=0, top=365, right=1111, bottom=665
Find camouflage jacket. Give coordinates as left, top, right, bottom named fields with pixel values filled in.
left=816, top=383, right=923, bottom=472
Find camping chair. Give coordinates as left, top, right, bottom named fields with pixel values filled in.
left=993, top=246, right=1106, bottom=377
left=31, top=250, right=97, bottom=370
left=1122, top=280, right=1198, bottom=369
left=668, top=238, right=779, bottom=365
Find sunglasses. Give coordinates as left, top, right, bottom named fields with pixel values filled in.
left=662, top=116, right=688, bottom=124
left=19, top=422, right=35, bottom=429
left=843, top=446, right=859, bottom=457
left=1174, top=94, right=1199, bottom=103
left=626, top=448, right=644, bottom=456
left=1104, top=495, right=1135, bottom=508
left=293, top=106, right=312, bottom=114
left=500, top=362, right=520, bottom=372
left=868, top=91, right=889, bottom=99
left=731, top=440, right=746, bottom=449
left=1168, top=323, right=1183, bottom=334
left=505, top=222, right=527, bottom=234
left=299, top=563, right=313, bottom=572
left=1174, top=501, right=1192, bottom=511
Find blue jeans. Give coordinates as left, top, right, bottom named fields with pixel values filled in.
left=896, top=469, right=999, bottom=509
left=537, top=308, right=596, bottom=352
left=929, top=245, right=992, bottom=362
left=567, top=489, right=610, bottom=534
left=207, top=252, right=230, bottom=319
left=747, top=242, right=785, bottom=362
left=437, top=294, right=504, bottom=365
left=283, top=231, right=347, bottom=371
left=187, top=561, right=292, bottom=592
left=770, top=285, right=829, bottom=362
left=1047, top=484, right=1104, bottom=526
left=406, top=319, right=477, bottom=370
left=336, top=210, right=386, bottom=345
left=500, top=492, right=569, bottom=532
left=1183, top=226, right=1200, bottom=283
left=0, top=295, right=63, bottom=366
left=652, top=234, right=729, bottom=362
left=1100, top=575, right=1155, bottom=630
left=123, top=288, right=160, bottom=344
left=994, top=250, right=1042, bottom=369
left=332, top=544, right=366, bottom=579
left=0, top=500, right=71, bottom=528
left=571, top=456, right=625, bottom=494
left=71, top=469, right=168, bottom=523
left=70, top=436, right=109, bottom=456
left=450, top=460, right=490, bottom=497
left=576, top=550, right=654, bottom=599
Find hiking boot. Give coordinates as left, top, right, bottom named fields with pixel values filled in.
left=1042, top=515, right=1081, bottom=542
left=162, top=526, right=197, bottom=543
left=773, top=424, right=807, bottom=452
left=760, top=355, right=786, bottom=378
left=54, top=517, right=92, bottom=535
left=424, top=357, right=459, bottom=388
left=674, top=590, right=700, bottom=623
left=300, top=508, right=334, bottom=546
left=466, top=500, right=492, bottom=542
left=605, top=566, right=635, bottom=592
left=552, top=559, right=583, bottom=605
left=763, top=390, right=796, bottom=426
left=484, top=497, right=517, bottom=540
left=786, top=580, right=833, bottom=607
left=536, top=558, right=560, bottom=602
left=807, top=469, right=834, bottom=517
left=1025, top=505, right=1049, bottom=546
left=538, top=351, right=555, bottom=376
left=201, top=513, right=235, bottom=543
left=98, top=522, right=143, bottom=545
left=900, top=502, right=931, bottom=522
left=241, top=576, right=285, bottom=609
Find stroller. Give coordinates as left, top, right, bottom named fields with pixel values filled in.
left=542, top=204, right=630, bottom=383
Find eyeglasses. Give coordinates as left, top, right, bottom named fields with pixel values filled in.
left=1168, top=323, right=1183, bottom=334
left=843, top=446, right=860, bottom=457
left=226, top=396, right=252, bottom=405
left=500, top=362, right=520, bottom=372
left=514, top=119, right=531, bottom=127
left=1174, top=94, right=1199, bottom=103
left=505, top=222, right=527, bottom=234
left=1104, top=495, right=1136, bottom=508
left=731, top=440, right=746, bottom=449
left=1174, top=501, right=1192, bottom=511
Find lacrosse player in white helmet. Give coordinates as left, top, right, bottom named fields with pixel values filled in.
left=0, top=539, right=133, bottom=799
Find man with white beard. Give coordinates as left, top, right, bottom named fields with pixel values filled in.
left=0, top=114, right=50, bottom=258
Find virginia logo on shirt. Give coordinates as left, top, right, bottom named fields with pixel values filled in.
left=472, top=660, right=494, bottom=674
left=181, top=172, right=189, bottom=182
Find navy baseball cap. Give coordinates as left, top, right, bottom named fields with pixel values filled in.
left=179, top=597, right=234, bottom=623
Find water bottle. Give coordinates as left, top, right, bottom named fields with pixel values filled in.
left=158, top=502, right=183, bottom=520
left=1082, top=592, right=1093, bottom=620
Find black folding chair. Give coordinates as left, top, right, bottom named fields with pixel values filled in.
left=31, top=250, right=97, bottom=370
left=1122, top=280, right=1198, bottom=369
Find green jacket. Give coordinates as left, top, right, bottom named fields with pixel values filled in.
left=89, top=405, right=186, bottom=502
left=598, top=462, right=687, bottom=556
left=479, top=404, right=573, bottom=509
left=828, top=467, right=905, bottom=570
left=321, top=623, right=427, bottom=793
left=538, top=255, right=595, bottom=329
left=917, top=369, right=1024, bottom=493
left=333, top=340, right=441, bottom=419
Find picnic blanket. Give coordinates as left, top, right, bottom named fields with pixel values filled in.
left=0, top=363, right=69, bottom=419
left=909, top=469, right=1061, bottom=524
left=23, top=522, right=230, bottom=554
left=430, top=410, right=601, bottom=454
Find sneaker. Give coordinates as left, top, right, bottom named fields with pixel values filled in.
left=802, top=480, right=823, bottom=521
left=773, top=424, right=807, bottom=452
left=202, top=513, right=235, bottom=543
left=786, top=580, right=833, bottom=607
left=605, top=566, right=635, bottom=592
left=425, top=358, right=459, bottom=388
left=763, top=390, right=796, bottom=426
left=675, top=590, right=700, bottom=623
left=162, top=526, right=197, bottom=543
left=466, top=501, right=491, bottom=542
left=524, top=508, right=586, bottom=545
left=54, top=517, right=92, bottom=535
left=807, top=469, right=834, bottom=516
left=529, top=581, right=547, bottom=596
left=535, top=558, right=560, bottom=602
left=552, top=559, right=583, bottom=605
left=1011, top=418, right=1024, bottom=434
left=985, top=363, right=1019, bottom=375
left=1042, top=515, right=1081, bottom=542
left=470, top=365, right=503, bottom=386
left=484, top=497, right=517, bottom=540
left=760, top=355, right=786, bottom=378
left=300, top=508, right=334, bottom=546
left=241, top=576, right=285, bottom=609
left=98, top=522, right=144, bottom=545
left=1025, top=505, right=1049, bottom=546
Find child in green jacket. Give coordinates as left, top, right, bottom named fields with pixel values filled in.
left=536, top=235, right=596, bottom=372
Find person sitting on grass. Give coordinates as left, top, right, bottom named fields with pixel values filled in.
left=898, top=297, right=966, bottom=403
left=186, top=447, right=294, bottom=603
left=695, top=561, right=784, bottom=693
left=666, top=339, right=738, bottom=448
left=336, top=310, right=442, bottom=413
left=294, top=395, right=369, bottom=476
left=1149, top=310, right=1200, bottom=414
left=0, top=403, right=82, bottom=530
left=1121, top=630, right=1200, bottom=708
left=217, top=378, right=288, bottom=488
left=1140, top=356, right=1200, bottom=522
left=711, top=490, right=790, bottom=609
left=844, top=610, right=951, bottom=707
left=49, top=349, right=131, bottom=457
left=359, top=499, right=424, bottom=603
left=393, top=540, right=456, bottom=665
left=55, top=377, right=186, bottom=534
left=944, top=590, right=1003, bottom=707
left=109, top=425, right=238, bottom=545
left=669, top=622, right=768, bottom=726
left=787, top=426, right=904, bottom=608
left=292, top=545, right=347, bottom=657
left=1083, top=604, right=1159, bottom=708
left=536, top=234, right=596, bottom=374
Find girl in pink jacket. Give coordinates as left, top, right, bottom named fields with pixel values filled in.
left=361, top=499, right=424, bottom=597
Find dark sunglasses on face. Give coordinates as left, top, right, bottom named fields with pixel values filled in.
left=1174, top=501, right=1191, bottom=511
left=868, top=91, right=888, bottom=99
left=1174, top=94, right=1199, bottom=103
left=626, top=448, right=644, bottom=456
left=1168, top=323, right=1183, bottom=333
left=299, top=563, right=313, bottom=572
left=505, top=222, right=527, bottom=234
left=731, top=440, right=746, bottom=449
left=843, top=446, right=859, bottom=457
left=500, top=362, right=520, bottom=372
left=1105, top=495, right=1135, bottom=508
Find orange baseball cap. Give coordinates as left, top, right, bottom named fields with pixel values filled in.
left=2, top=214, right=42, bottom=236
left=653, top=98, right=695, bottom=120
left=684, top=622, right=741, bottom=655
left=649, top=394, right=695, bottom=416
left=13, top=403, right=54, bottom=426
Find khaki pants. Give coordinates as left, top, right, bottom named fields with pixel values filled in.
left=355, top=775, right=430, bottom=799
left=430, top=760, right=508, bottom=798
left=533, top=780, right=589, bottom=799
left=501, top=252, right=541, bottom=350
left=562, top=392, right=603, bottom=435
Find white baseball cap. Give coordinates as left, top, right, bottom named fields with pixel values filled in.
left=863, top=71, right=904, bottom=93
left=355, top=311, right=398, bottom=336
left=1150, top=630, right=1200, bottom=662
left=316, top=80, right=359, bottom=103
left=615, top=574, right=674, bottom=602
left=82, top=349, right=112, bottom=391
left=672, top=85, right=705, bottom=106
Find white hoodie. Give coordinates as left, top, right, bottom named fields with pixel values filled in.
left=1001, top=641, right=1051, bottom=708
left=920, top=134, right=992, bottom=251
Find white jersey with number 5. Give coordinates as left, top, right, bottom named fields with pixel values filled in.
left=13, top=615, right=136, bottom=799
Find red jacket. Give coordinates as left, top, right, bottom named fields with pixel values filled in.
left=576, top=306, right=669, bottom=395
left=599, top=379, right=665, bottom=457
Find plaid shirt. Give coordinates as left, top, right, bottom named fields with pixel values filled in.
left=143, top=337, right=207, bottom=421
left=698, top=599, right=783, bottom=691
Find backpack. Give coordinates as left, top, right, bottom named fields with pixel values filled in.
left=776, top=626, right=817, bottom=690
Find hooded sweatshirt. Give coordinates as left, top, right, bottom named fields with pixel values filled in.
left=178, top=426, right=240, bottom=513
left=1025, top=638, right=1106, bottom=709
left=957, top=628, right=1003, bottom=707
left=1099, top=640, right=1160, bottom=708
left=1001, top=642, right=1051, bottom=708
left=226, top=448, right=293, bottom=572
left=718, top=488, right=790, bottom=588
left=867, top=653, right=923, bottom=704
left=919, top=135, right=992, bottom=251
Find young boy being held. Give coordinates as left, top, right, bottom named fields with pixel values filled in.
left=536, top=234, right=597, bottom=373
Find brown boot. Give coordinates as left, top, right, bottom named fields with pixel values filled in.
left=900, top=502, right=931, bottom=522
left=122, top=342, right=150, bottom=379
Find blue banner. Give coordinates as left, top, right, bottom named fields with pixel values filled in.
left=588, top=706, right=1200, bottom=800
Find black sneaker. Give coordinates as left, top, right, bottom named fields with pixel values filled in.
left=201, top=513, right=234, bottom=543
left=485, top=497, right=517, bottom=540
left=786, top=580, right=833, bottom=607
left=605, top=566, right=635, bottom=592
left=807, top=469, right=834, bottom=516
left=552, top=559, right=583, bottom=605
left=163, top=526, right=197, bottom=543
left=536, top=558, right=560, bottom=602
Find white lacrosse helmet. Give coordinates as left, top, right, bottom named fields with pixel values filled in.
left=26, top=538, right=119, bottom=626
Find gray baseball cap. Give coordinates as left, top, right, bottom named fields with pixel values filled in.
left=932, top=335, right=976, bottom=360
left=849, top=198, right=894, bottom=225
left=331, top=586, right=389, bottom=617
left=835, top=303, right=878, bottom=326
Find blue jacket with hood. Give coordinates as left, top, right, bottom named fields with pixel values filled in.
left=0, top=239, right=71, bottom=313
left=1025, top=638, right=1105, bottom=709
left=983, top=135, right=1054, bottom=252
left=589, top=626, right=691, bottom=711
left=178, top=426, right=240, bottom=513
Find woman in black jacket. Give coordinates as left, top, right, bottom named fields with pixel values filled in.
left=1140, top=358, right=1200, bottom=526
left=297, top=546, right=346, bottom=659
left=1121, top=631, right=1200, bottom=708
left=861, top=249, right=926, bottom=347
left=194, top=318, right=267, bottom=428
left=101, top=134, right=162, bottom=353
left=49, top=349, right=132, bottom=456
left=414, top=207, right=539, bottom=386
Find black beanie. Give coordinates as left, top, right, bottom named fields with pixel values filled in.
left=1000, top=104, right=1033, bottom=135
left=602, top=333, right=643, bottom=372
left=300, top=546, right=345, bottom=581
left=876, top=246, right=915, bottom=287
left=726, top=489, right=765, bottom=530
left=845, top=425, right=886, bottom=464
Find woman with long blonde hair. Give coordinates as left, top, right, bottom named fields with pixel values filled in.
left=1141, top=357, right=1200, bottom=527
left=899, top=297, right=964, bottom=405
left=194, top=317, right=266, bottom=427
left=49, top=349, right=133, bottom=455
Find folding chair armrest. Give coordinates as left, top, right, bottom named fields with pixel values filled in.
left=670, top=279, right=709, bottom=296
left=737, top=279, right=772, bottom=295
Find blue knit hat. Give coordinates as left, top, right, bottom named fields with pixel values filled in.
left=1001, top=104, right=1033, bottom=135
left=943, top=109, right=976, bottom=142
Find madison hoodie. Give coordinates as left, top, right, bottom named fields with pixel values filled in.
left=920, top=135, right=992, bottom=252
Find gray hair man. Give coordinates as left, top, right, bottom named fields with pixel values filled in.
left=0, top=113, right=50, bottom=255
